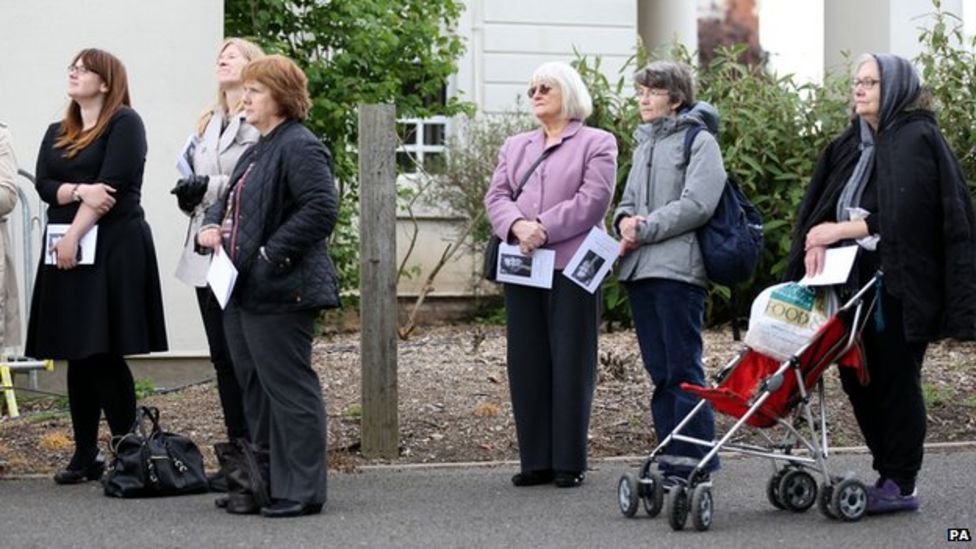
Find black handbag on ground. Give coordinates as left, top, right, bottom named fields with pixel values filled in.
left=483, top=148, right=555, bottom=282
left=103, top=406, right=209, bottom=498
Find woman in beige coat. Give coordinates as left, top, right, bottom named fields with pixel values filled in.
left=0, top=122, right=21, bottom=349
left=171, top=38, right=263, bottom=492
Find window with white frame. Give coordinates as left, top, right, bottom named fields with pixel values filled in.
left=397, top=115, right=447, bottom=175
left=397, top=83, right=448, bottom=175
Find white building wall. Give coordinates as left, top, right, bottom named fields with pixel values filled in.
left=459, top=0, right=639, bottom=115
left=824, top=0, right=963, bottom=76
left=0, top=0, right=222, bottom=356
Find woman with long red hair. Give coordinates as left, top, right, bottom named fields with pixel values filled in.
left=26, top=48, right=168, bottom=484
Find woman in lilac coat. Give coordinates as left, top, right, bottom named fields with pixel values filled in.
left=484, top=61, right=617, bottom=488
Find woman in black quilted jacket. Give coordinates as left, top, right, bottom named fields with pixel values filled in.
left=198, top=55, right=339, bottom=519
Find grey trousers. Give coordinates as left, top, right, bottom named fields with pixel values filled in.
left=223, top=302, right=327, bottom=505
left=503, top=275, right=599, bottom=473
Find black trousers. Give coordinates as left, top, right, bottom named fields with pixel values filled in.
left=839, top=290, right=927, bottom=485
left=503, top=274, right=599, bottom=474
left=223, top=302, right=327, bottom=505
left=196, top=287, right=248, bottom=441
left=66, top=354, right=135, bottom=464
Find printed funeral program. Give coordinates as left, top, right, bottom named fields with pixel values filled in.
left=798, top=245, right=858, bottom=286
left=563, top=227, right=618, bottom=293
left=495, top=242, right=555, bottom=289
left=177, top=133, right=199, bottom=178
left=45, top=224, right=98, bottom=265
left=207, top=247, right=238, bottom=310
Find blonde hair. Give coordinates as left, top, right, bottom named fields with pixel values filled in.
left=195, top=38, right=265, bottom=135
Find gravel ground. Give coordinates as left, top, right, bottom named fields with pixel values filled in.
left=2, top=324, right=974, bottom=476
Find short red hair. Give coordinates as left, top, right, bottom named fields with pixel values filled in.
left=241, top=55, right=311, bottom=121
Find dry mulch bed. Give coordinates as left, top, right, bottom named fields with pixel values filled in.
left=2, top=324, right=975, bottom=476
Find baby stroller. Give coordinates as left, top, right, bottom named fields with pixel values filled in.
left=616, top=274, right=881, bottom=531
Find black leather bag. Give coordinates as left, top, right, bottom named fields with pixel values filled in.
left=103, top=406, right=209, bottom=498
left=482, top=235, right=503, bottom=282
left=483, top=149, right=554, bottom=282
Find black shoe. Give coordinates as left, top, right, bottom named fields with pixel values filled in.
left=214, top=495, right=229, bottom=509
left=511, top=469, right=554, bottom=487
left=260, top=499, right=324, bottom=518
left=554, top=470, right=585, bottom=488
left=225, top=492, right=260, bottom=515
left=208, top=469, right=228, bottom=493
left=53, top=452, right=106, bottom=485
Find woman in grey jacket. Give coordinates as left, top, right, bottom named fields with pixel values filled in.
left=613, top=61, right=725, bottom=481
left=172, top=38, right=263, bottom=492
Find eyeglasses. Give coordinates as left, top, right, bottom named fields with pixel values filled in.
left=636, top=88, right=670, bottom=99
left=526, top=84, right=552, bottom=98
left=852, top=78, right=880, bottom=90
left=67, top=65, right=92, bottom=75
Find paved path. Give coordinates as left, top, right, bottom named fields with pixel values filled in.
left=2, top=448, right=974, bottom=548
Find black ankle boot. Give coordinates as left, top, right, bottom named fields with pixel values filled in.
left=216, top=440, right=270, bottom=515
left=54, top=451, right=106, bottom=485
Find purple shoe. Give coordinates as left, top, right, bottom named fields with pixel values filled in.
left=866, top=479, right=919, bottom=515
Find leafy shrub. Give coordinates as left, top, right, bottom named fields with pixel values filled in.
left=226, top=0, right=472, bottom=301
left=915, top=0, right=976, bottom=188
left=576, top=0, right=976, bottom=329
left=428, top=110, right=536, bottom=253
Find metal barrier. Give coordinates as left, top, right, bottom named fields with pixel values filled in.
left=1, top=169, right=52, bottom=418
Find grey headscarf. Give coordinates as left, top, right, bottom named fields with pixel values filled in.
left=835, top=54, right=921, bottom=222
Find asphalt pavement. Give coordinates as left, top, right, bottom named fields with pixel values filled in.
left=2, top=446, right=974, bottom=548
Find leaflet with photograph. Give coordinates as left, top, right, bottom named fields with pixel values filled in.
left=563, top=227, right=618, bottom=293
left=495, top=242, right=555, bottom=289
left=798, top=245, right=858, bottom=286
left=176, top=133, right=199, bottom=178
left=207, top=248, right=238, bottom=310
left=44, top=224, right=98, bottom=265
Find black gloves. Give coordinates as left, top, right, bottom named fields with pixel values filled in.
left=171, top=175, right=209, bottom=213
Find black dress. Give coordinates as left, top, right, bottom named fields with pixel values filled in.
left=25, top=107, right=168, bottom=359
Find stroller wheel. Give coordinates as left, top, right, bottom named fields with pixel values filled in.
left=690, top=483, right=714, bottom=532
left=617, top=473, right=640, bottom=518
left=766, top=469, right=788, bottom=510
left=779, top=469, right=817, bottom=512
left=642, top=471, right=665, bottom=517
left=831, top=478, right=868, bottom=522
left=818, top=483, right=839, bottom=520
left=667, top=486, right=689, bottom=531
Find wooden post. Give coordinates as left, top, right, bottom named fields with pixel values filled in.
left=358, top=103, right=399, bottom=458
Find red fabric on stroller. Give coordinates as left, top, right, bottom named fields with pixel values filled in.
left=681, top=306, right=865, bottom=428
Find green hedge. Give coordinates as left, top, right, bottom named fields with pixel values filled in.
left=576, top=3, right=975, bottom=329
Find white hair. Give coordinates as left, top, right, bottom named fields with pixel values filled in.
left=852, top=53, right=877, bottom=77
left=530, top=61, right=593, bottom=121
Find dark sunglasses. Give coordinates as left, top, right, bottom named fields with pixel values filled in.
left=526, top=84, right=552, bottom=98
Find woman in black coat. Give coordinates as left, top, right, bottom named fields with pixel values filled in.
left=27, top=48, right=168, bottom=484
left=785, top=53, right=976, bottom=515
left=197, top=55, right=339, bottom=518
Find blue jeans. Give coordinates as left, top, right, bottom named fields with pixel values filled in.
left=626, top=278, right=719, bottom=476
